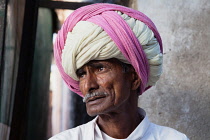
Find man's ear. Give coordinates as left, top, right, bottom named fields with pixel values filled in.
left=131, top=72, right=141, bottom=90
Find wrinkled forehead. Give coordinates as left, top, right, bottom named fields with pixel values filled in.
left=77, top=58, right=134, bottom=74
left=77, top=58, right=122, bottom=69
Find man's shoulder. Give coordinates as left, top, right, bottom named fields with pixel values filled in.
left=147, top=123, right=189, bottom=140
left=48, top=119, right=96, bottom=140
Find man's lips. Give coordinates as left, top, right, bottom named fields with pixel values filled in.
left=86, top=95, right=107, bottom=103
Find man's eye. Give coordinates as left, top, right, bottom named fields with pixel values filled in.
left=97, top=66, right=105, bottom=72
left=76, top=70, right=86, bottom=79
left=79, top=73, right=85, bottom=78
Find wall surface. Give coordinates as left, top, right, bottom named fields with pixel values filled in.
left=137, top=0, right=210, bottom=140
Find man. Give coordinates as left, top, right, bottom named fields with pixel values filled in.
left=50, top=3, right=189, bottom=140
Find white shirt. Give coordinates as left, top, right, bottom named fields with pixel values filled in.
left=49, top=108, right=189, bottom=140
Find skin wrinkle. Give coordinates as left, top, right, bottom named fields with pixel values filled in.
left=77, top=58, right=142, bottom=139
left=97, top=97, right=141, bottom=139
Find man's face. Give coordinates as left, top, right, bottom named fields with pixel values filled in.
left=76, top=59, right=134, bottom=116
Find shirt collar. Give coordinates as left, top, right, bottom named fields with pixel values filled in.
left=127, top=108, right=150, bottom=140
left=93, top=107, right=151, bottom=140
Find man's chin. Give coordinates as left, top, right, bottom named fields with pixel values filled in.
left=87, top=111, right=98, bottom=117
left=86, top=101, right=108, bottom=116
left=86, top=108, right=101, bottom=116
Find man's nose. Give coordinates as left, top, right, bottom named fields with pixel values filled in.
left=84, top=71, right=99, bottom=93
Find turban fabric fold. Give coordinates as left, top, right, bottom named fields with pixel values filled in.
left=54, top=3, right=163, bottom=97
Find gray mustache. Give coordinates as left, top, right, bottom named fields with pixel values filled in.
left=83, top=92, right=108, bottom=103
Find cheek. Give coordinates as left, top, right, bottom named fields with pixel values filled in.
left=114, top=76, right=131, bottom=101
left=97, top=75, right=113, bottom=89
left=97, top=75, right=116, bottom=100
left=79, top=81, right=86, bottom=96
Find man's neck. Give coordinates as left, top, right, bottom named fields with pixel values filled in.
left=97, top=107, right=143, bottom=139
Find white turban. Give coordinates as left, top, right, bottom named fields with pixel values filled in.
left=61, top=11, right=163, bottom=87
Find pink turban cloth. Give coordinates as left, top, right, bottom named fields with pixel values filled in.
left=54, top=3, right=163, bottom=97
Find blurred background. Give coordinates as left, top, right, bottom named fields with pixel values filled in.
left=0, top=0, right=209, bottom=140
